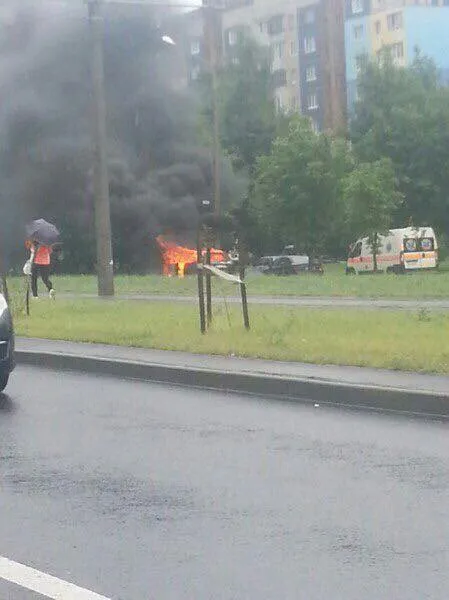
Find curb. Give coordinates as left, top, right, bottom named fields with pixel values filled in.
left=15, top=349, right=449, bottom=418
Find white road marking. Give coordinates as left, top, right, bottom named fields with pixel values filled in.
left=0, top=556, right=111, bottom=600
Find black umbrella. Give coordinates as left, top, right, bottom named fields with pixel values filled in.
left=26, top=219, right=60, bottom=245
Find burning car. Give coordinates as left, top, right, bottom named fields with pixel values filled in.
left=156, top=236, right=229, bottom=277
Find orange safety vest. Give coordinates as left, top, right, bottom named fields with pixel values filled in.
left=34, top=245, right=52, bottom=266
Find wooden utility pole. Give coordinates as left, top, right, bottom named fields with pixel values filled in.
left=203, top=1, right=221, bottom=225
left=88, top=0, right=115, bottom=296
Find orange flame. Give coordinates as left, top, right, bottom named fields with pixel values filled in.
left=156, top=236, right=227, bottom=277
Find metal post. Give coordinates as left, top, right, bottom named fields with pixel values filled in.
left=205, top=247, right=212, bottom=325
left=26, top=280, right=30, bottom=317
left=238, top=239, right=250, bottom=331
left=88, top=0, right=114, bottom=297
left=197, top=228, right=206, bottom=334
left=240, top=275, right=250, bottom=331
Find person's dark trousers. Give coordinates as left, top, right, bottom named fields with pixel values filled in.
left=31, top=264, right=53, bottom=297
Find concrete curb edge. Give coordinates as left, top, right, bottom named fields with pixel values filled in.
left=15, top=349, right=449, bottom=418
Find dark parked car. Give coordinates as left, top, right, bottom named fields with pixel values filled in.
left=255, top=256, right=324, bottom=276
left=0, top=293, right=15, bottom=392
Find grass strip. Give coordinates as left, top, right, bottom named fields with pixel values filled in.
left=7, top=261, right=449, bottom=299
left=14, top=298, right=449, bottom=374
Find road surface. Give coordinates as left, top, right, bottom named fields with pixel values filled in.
left=1, top=367, right=448, bottom=599
left=62, top=293, right=449, bottom=311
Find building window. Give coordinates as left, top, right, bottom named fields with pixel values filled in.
left=307, top=93, right=319, bottom=110
left=390, top=41, right=404, bottom=60
left=306, top=64, right=317, bottom=81
left=272, top=41, right=285, bottom=61
left=272, top=69, right=287, bottom=88
left=304, top=36, right=316, bottom=54
left=387, top=11, right=403, bottom=31
left=290, top=40, right=297, bottom=56
left=305, top=8, right=315, bottom=24
left=353, top=24, right=364, bottom=39
left=259, top=21, right=266, bottom=34
left=351, top=0, right=364, bottom=14
left=228, top=29, right=239, bottom=46
left=190, top=65, right=201, bottom=81
left=268, top=15, right=284, bottom=36
left=311, top=119, right=320, bottom=134
left=354, top=53, right=368, bottom=74
left=276, top=95, right=284, bottom=113
left=290, top=69, right=297, bottom=85
left=190, top=40, right=200, bottom=55
left=375, top=20, right=381, bottom=35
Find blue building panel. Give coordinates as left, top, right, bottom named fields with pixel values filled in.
left=344, top=16, right=371, bottom=82
left=404, top=7, right=449, bottom=73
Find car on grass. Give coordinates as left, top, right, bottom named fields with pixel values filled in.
left=254, top=253, right=324, bottom=276
left=0, top=292, right=15, bottom=392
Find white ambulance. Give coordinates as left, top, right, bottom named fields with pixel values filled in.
left=346, top=227, right=438, bottom=274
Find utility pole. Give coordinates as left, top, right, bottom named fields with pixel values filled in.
left=203, top=1, right=221, bottom=226
left=88, top=0, right=115, bottom=296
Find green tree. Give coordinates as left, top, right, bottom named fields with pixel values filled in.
left=343, top=158, right=403, bottom=271
left=218, top=40, right=281, bottom=175
left=198, top=39, right=286, bottom=174
left=351, top=52, right=449, bottom=235
left=196, top=39, right=284, bottom=253
left=254, top=117, right=350, bottom=257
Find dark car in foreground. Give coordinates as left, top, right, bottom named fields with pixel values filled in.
left=0, top=293, right=15, bottom=392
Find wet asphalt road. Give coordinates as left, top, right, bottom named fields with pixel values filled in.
left=1, top=367, right=448, bottom=600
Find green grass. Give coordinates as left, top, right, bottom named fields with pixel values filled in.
left=8, top=260, right=449, bottom=299
left=14, top=298, right=449, bottom=373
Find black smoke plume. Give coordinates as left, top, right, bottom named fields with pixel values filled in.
left=0, top=0, right=236, bottom=273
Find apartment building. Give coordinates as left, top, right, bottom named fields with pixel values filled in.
left=221, top=0, right=306, bottom=114
left=345, top=0, right=449, bottom=110
left=222, top=0, right=347, bottom=130
left=176, top=0, right=347, bottom=131
left=298, top=0, right=346, bottom=132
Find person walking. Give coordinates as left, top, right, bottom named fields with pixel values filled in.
left=26, top=240, right=55, bottom=299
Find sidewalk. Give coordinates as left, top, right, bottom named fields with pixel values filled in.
left=15, top=337, right=449, bottom=417
left=14, top=337, right=449, bottom=395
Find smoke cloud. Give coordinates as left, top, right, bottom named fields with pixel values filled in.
left=0, top=0, right=237, bottom=273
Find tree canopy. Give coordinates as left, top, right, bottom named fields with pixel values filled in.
left=351, top=52, right=449, bottom=235
left=254, top=117, right=350, bottom=256
left=343, top=158, right=403, bottom=269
